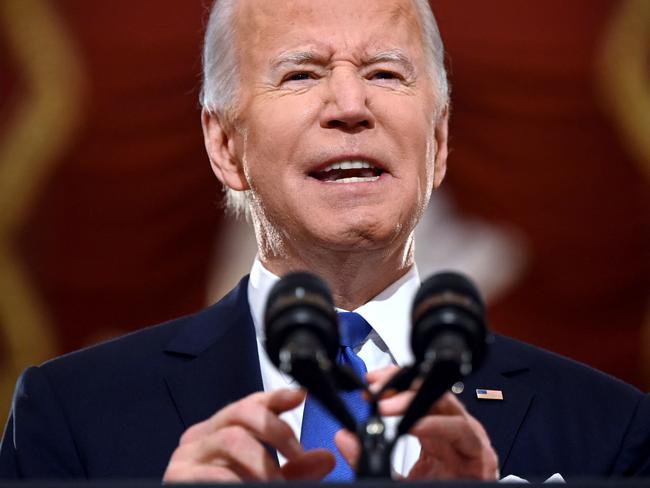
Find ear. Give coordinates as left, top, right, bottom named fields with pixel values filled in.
left=202, top=110, right=249, bottom=191
left=432, top=106, right=449, bottom=188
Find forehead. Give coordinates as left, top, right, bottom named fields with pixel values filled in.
left=235, top=0, right=426, bottom=66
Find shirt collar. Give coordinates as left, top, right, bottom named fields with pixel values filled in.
left=354, top=265, right=419, bottom=366
left=248, top=256, right=419, bottom=367
left=248, top=256, right=279, bottom=343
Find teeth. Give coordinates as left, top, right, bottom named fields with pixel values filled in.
left=331, top=176, right=380, bottom=184
left=323, top=160, right=375, bottom=172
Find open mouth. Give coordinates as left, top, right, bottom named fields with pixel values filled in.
left=309, top=160, right=385, bottom=183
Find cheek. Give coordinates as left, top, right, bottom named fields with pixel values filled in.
left=258, top=93, right=318, bottom=130
left=245, top=97, right=318, bottom=164
left=378, top=98, right=433, bottom=152
left=395, top=119, right=436, bottom=212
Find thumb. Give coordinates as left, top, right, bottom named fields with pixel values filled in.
left=281, top=449, right=335, bottom=481
left=334, top=429, right=361, bottom=469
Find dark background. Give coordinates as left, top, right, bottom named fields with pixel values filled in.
left=0, top=0, right=648, bottom=418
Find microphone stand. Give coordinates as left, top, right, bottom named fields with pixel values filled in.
left=356, top=399, right=394, bottom=479
left=289, top=348, right=473, bottom=480
left=354, top=345, right=473, bottom=479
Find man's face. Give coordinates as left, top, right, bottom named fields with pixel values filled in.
left=209, top=0, right=447, bottom=260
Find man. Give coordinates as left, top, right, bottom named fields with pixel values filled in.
left=1, top=0, right=648, bottom=482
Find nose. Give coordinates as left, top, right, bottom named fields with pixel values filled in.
left=320, top=68, right=375, bottom=132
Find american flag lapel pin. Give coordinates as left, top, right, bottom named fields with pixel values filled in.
left=476, top=389, right=504, bottom=400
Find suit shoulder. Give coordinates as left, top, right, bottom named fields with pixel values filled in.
left=38, top=276, right=250, bottom=381
left=489, top=335, right=650, bottom=477
left=41, top=277, right=248, bottom=374
left=492, top=334, right=642, bottom=398
left=38, top=311, right=193, bottom=379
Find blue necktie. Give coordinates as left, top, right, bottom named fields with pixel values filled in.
left=300, top=312, right=372, bottom=482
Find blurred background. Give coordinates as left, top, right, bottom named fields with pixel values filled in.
left=0, top=0, right=648, bottom=418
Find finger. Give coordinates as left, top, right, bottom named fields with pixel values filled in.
left=407, top=455, right=443, bottom=481
left=163, top=462, right=243, bottom=483
left=178, top=417, right=213, bottom=445
left=407, top=414, right=498, bottom=481
left=367, top=365, right=402, bottom=395
left=378, top=390, right=416, bottom=416
left=180, top=389, right=304, bottom=445
left=208, top=390, right=305, bottom=460
left=265, top=388, right=307, bottom=414
left=211, top=389, right=306, bottom=431
left=366, top=365, right=399, bottom=385
left=281, top=449, right=336, bottom=481
left=334, top=429, right=361, bottom=470
left=178, top=425, right=283, bottom=481
left=411, top=416, right=484, bottom=459
left=428, top=392, right=469, bottom=417
left=363, top=386, right=398, bottom=402
left=367, top=366, right=424, bottom=394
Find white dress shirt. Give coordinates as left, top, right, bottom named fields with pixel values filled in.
left=247, top=257, right=422, bottom=476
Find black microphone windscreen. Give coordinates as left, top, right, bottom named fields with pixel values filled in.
left=264, top=271, right=339, bottom=368
left=413, top=271, right=484, bottom=317
left=411, top=271, right=489, bottom=368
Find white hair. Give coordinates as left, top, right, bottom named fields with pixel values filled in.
left=201, top=0, right=450, bottom=219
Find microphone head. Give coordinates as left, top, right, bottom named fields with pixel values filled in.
left=264, top=271, right=339, bottom=368
left=411, top=271, right=490, bottom=369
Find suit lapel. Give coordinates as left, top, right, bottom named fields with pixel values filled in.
left=459, top=336, right=535, bottom=470
left=161, top=276, right=264, bottom=428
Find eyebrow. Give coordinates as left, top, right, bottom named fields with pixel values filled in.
left=270, top=50, right=324, bottom=71
left=365, top=49, right=416, bottom=78
left=270, top=48, right=416, bottom=77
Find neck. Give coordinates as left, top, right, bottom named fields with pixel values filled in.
left=260, top=236, right=415, bottom=310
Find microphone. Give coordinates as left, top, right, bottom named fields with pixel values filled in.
left=264, top=271, right=339, bottom=370
left=396, top=271, right=491, bottom=436
left=411, top=270, right=489, bottom=374
left=264, top=271, right=356, bottom=431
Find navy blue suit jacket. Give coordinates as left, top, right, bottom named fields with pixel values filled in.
left=1, top=276, right=649, bottom=480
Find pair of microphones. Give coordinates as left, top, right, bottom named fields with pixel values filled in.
left=264, top=271, right=491, bottom=479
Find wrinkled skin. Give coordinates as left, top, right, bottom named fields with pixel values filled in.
left=164, top=0, right=497, bottom=482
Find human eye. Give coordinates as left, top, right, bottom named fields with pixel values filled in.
left=368, top=69, right=406, bottom=83
left=373, top=71, right=399, bottom=79
left=281, top=71, right=317, bottom=83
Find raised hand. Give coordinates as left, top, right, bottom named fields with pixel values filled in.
left=335, top=365, right=498, bottom=481
left=164, top=389, right=335, bottom=482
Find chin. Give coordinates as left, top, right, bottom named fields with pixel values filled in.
left=326, top=220, right=406, bottom=251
